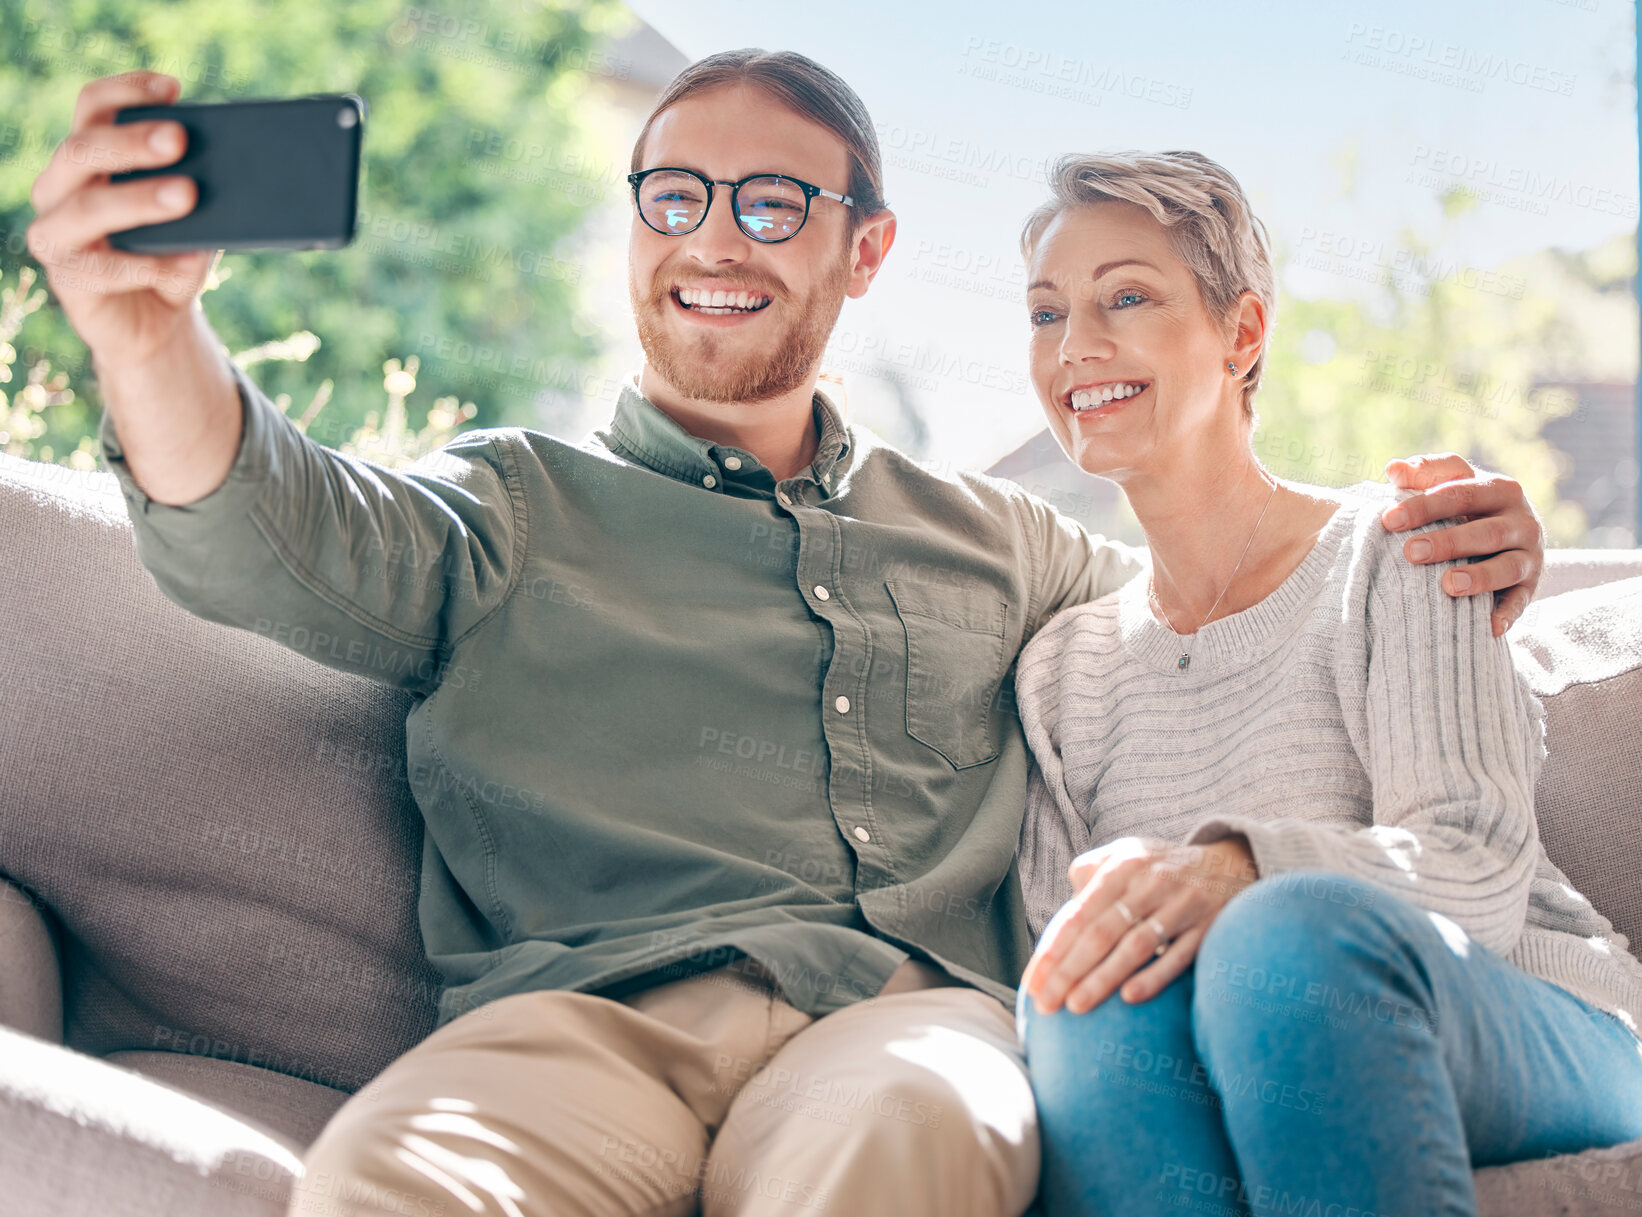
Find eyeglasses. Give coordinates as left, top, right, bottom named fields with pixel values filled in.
left=627, top=167, right=854, bottom=244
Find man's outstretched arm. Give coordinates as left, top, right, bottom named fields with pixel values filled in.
left=1381, top=452, right=1546, bottom=638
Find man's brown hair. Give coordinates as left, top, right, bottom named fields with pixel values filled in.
left=630, top=48, right=887, bottom=231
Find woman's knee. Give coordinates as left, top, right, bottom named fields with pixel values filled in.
left=1192, top=870, right=1436, bottom=1044
left=1197, top=871, right=1412, bottom=973
left=1021, top=973, right=1196, bottom=1101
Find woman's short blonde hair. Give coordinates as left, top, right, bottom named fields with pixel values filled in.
left=1020, top=150, right=1276, bottom=420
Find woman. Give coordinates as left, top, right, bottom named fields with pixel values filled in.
left=1009, top=150, right=1642, bottom=1217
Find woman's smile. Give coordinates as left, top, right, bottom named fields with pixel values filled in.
left=1064, top=379, right=1152, bottom=416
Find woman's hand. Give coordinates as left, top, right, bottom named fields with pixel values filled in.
left=1023, top=835, right=1259, bottom=1016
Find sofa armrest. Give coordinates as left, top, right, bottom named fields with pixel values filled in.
left=0, top=874, right=62, bottom=1044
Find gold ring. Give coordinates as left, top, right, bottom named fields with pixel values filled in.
left=1113, top=899, right=1138, bottom=926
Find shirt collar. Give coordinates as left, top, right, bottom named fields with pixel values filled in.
left=596, top=375, right=854, bottom=493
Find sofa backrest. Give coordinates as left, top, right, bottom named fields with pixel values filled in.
left=1536, top=550, right=1642, bottom=599
left=4, top=448, right=1641, bottom=1089
left=0, top=454, right=440, bottom=1092
left=1510, top=574, right=1642, bottom=953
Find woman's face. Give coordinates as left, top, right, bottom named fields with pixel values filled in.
left=1026, top=201, right=1237, bottom=480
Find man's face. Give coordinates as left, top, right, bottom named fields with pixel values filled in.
left=628, top=83, right=858, bottom=404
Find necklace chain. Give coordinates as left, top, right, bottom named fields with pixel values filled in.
left=1148, top=475, right=1280, bottom=674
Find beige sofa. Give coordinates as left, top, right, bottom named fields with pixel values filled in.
left=2, top=446, right=1640, bottom=1215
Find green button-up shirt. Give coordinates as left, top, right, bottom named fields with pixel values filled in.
left=98, top=361, right=1143, bottom=1027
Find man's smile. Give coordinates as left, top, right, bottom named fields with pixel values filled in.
left=669, top=284, right=775, bottom=326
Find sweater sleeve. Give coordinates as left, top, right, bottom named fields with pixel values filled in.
left=1185, top=511, right=1547, bottom=957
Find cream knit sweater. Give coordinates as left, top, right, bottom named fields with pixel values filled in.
left=1016, top=481, right=1642, bottom=1035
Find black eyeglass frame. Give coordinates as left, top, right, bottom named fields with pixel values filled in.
left=626, top=167, right=855, bottom=244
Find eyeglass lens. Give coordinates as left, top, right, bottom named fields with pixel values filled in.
left=635, top=171, right=810, bottom=241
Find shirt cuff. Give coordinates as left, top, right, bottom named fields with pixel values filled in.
left=98, top=357, right=274, bottom=533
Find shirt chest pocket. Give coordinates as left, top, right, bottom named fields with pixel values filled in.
left=885, top=579, right=1010, bottom=770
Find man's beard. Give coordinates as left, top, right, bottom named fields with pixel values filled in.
left=631, top=245, right=852, bottom=404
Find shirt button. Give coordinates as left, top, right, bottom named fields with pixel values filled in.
left=813, top=584, right=830, bottom=601
left=723, top=456, right=742, bottom=471
left=853, top=826, right=871, bottom=843
left=777, top=491, right=792, bottom=507
left=835, top=695, right=851, bottom=714
left=702, top=474, right=717, bottom=488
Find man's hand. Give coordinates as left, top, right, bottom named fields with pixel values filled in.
left=1021, top=836, right=1259, bottom=1016
left=1381, top=453, right=1544, bottom=638
left=25, top=70, right=214, bottom=368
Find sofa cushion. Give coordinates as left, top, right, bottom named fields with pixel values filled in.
left=0, top=453, right=442, bottom=1093
left=0, top=873, right=62, bottom=1043
left=1478, top=1136, right=1642, bottom=1216
left=0, top=1023, right=302, bottom=1216
left=1511, top=576, right=1642, bottom=951
left=103, top=1050, right=350, bottom=1150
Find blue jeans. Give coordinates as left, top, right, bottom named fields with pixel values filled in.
left=1018, top=870, right=1642, bottom=1217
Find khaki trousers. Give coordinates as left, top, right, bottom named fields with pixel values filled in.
left=285, top=958, right=1039, bottom=1217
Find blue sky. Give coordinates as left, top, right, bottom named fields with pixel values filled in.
left=623, top=0, right=1637, bottom=467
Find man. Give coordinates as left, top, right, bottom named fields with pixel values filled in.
left=25, top=51, right=1545, bottom=1217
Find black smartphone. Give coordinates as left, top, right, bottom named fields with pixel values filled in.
left=107, top=93, right=366, bottom=254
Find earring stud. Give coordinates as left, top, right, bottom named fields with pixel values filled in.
left=1227, top=361, right=1238, bottom=375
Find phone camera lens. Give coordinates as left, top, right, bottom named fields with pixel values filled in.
left=337, top=106, right=358, bottom=129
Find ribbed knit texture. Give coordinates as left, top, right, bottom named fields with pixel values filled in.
left=1017, top=481, right=1642, bottom=1036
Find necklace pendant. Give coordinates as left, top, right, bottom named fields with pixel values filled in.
left=1178, top=653, right=1191, bottom=671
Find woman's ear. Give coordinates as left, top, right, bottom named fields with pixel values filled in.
left=1228, top=289, right=1267, bottom=375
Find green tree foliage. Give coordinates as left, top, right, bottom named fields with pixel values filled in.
left=1255, top=209, right=1636, bottom=547
left=1, top=261, right=480, bottom=469
left=0, top=0, right=630, bottom=465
